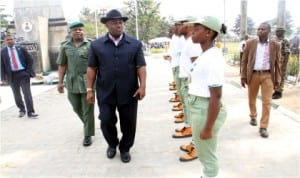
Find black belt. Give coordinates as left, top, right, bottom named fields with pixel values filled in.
left=12, top=69, right=25, bottom=73
left=253, top=70, right=270, bottom=73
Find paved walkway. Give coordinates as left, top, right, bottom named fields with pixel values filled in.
left=1, top=55, right=299, bottom=178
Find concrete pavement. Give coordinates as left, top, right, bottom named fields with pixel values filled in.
left=0, top=55, right=299, bottom=178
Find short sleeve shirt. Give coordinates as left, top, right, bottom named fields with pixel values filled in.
left=179, top=37, right=202, bottom=78
left=56, top=38, right=91, bottom=93
left=169, top=35, right=185, bottom=68
left=188, top=47, right=225, bottom=97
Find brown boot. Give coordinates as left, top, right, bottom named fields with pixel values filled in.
left=172, top=127, right=192, bottom=138
left=169, top=81, right=176, bottom=86
left=179, top=147, right=198, bottom=162
left=173, top=102, right=182, bottom=108
left=172, top=103, right=183, bottom=111
left=174, top=112, right=184, bottom=118
left=175, top=126, right=186, bottom=132
left=169, top=85, right=176, bottom=91
left=174, top=116, right=184, bottom=123
left=180, top=142, right=194, bottom=152
left=169, top=94, right=181, bottom=102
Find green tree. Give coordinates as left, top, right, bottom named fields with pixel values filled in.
left=0, top=7, right=11, bottom=47
left=123, top=0, right=170, bottom=42
left=232, top=15, right=255, bottom=36
left=79, top=7, right=107, bottom=39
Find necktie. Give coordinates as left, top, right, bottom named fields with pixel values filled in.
left=10, top=47, right=18, bottom=70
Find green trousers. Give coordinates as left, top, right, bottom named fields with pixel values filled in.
left=180, top=78, right=190, bottom=125
left=172, top=66, right=180, bottom=95
left=68, top=92, right=95, bottom=136
left=188, top=95, right=227, bottom=177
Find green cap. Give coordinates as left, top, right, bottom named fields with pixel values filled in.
left=69, top=21, right=84, bottom=29
left=189, top=16, right=221, bottom=34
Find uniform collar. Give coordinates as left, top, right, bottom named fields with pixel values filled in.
left=66, top=37, right=89, bottom=45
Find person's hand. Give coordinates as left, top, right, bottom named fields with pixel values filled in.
left=133, top=87, right=146, bottom=100
left=57, top=83, right=64, bottom=93
left=241, top=78, right=247, bottom=88
left=200, top=128, right=213, bottom=140
left=86, top=91, right=95, bottom=104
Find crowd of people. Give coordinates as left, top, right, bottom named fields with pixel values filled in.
left=0, top=7, right=293, bottom=178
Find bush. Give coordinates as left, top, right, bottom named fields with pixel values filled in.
left=286, top=55, right=299, bottom=76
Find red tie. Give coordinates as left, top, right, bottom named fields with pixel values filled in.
left=10, top=47, right=18, bottom=70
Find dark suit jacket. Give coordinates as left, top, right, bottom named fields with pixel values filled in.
left=1, top=45, right=35, bottom=83
left=241, top=38, right=281, bottom=85
left=88, top=33, right=146, bottom=105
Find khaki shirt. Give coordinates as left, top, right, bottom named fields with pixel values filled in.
left=57, top=38, right=91, bottom=93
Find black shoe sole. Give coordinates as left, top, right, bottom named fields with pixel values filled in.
left=172, top=134, right=192, bottom=138
left=179, top=156, right=198, bottom=162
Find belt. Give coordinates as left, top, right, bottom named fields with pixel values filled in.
left=253, top=70, right=270, bottom=73
left=12, top=69, right=25, bottom=73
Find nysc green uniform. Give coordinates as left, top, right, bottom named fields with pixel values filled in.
left=57, top=38, right=95, bottom=136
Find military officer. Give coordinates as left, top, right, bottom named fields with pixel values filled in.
left=272, top=27, right=290, bottom=99
left=57, top=21, right=95, bottom=146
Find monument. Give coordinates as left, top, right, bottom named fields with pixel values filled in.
left=10, top=0, right=68, bottom=73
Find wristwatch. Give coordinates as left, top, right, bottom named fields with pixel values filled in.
left=86, top=88, right=93, bottom=92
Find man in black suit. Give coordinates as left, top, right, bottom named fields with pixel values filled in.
left=1, top=34, right=38, bottom=118
left=86, top=9, right=146, bottom=163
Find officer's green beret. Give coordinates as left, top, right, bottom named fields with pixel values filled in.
left=69, top=21, right=84, bottom=29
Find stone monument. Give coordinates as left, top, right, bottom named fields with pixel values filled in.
left=12, top=0, right=68, bottom=73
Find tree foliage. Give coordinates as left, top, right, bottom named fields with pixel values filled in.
left=0, top=7, right=11, bottom=47
left=232, top=15, right=255, bottom=36
left=123, top=0, right=171, bottom=42
left=79, top=7, right=107, bottom=39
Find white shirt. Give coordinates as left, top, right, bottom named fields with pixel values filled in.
left=188, top=47, right=225, bottom=97
left=109, top=33, right=123, bottom=46
left=253, top=39, right=270, bottom=70
left=168, top=35, right=185, bottom=68
left=179, top=37, right=202, bottom=78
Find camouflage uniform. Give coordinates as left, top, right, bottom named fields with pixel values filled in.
left=276, top=37, right=290, bottom=93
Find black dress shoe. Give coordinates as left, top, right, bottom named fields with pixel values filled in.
left=19, top=111, right=26, bottom=118
left=250, top=119, right=257, bottom=126
left=120, top=152, right=131, bottom=163
left=28, top=112, right=38, bottom=118
left=106, top=147, right=116, bottom=159
left=272, top=91, right=282, bottom=99
left=83, top=136, right=92, bottom=146
left=259, top=128, right=269, bottom=138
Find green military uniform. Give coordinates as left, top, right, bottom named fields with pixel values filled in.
left=56, top=37, right=95, bottom=137
left=277, top=37, right=290, bottom=92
